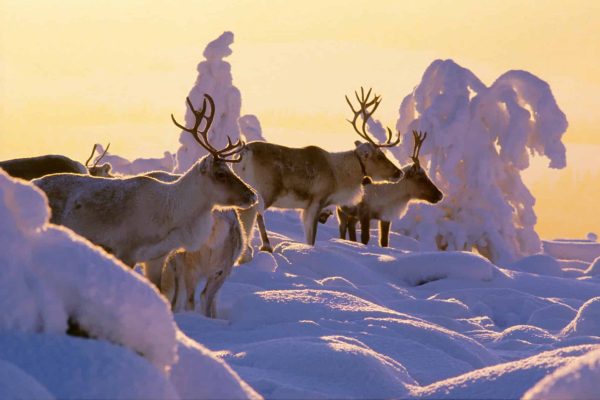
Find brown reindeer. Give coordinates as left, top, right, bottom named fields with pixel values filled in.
left=233, top=87, right=403, bottom=252
left=0, top=143, right=112, bottom=180
left=336, top=131, right=443, bottom=247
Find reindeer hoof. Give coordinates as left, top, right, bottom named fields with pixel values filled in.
left=260, top=245, right=273, bottom=253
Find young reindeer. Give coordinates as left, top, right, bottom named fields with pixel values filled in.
left=34, top=94, right=257, bottom=266
left=336, top=131, right=443, bottom=247
left=233, top=87, right=402, bottom=252
left=159, top=209, right=246, bottom=316
left=0, top=143, right=112, bottom=180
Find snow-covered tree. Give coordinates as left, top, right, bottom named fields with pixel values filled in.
left=391, top=59, right=567, bottom=265
left=175, top=31, right=264, bottom=173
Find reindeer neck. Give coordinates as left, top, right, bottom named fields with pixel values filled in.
left=327, top=150, right=365, bottom=192
left=168, top=166, right=211, bottom=225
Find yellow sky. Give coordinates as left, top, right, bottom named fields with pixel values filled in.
left=1, top=0, right=599, bottom=238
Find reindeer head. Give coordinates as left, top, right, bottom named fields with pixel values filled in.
left=172, top=94, right=257, bottom=210
left=85, top=143, right=113, bottom=177
left=402, top=131, right=443, bottom=204
left=346, top=87, right=402, bottom=182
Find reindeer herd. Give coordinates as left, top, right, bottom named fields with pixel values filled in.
left=1, top=88, right=443, bottom=318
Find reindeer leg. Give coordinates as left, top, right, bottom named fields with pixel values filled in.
left=200, top=271, right=227, bottom=318
left=142, top=256, right=166, bottom=289
left=302, top=201, right=323, bottom=246
left=256, top=213, right=273, bottom=252
left=337, top=207, right=348, bottom=240
left=360, top=213, right=371, bottom=245
left=348, top=216, right=358, bottom=242
left=379, top=220, right=391, bottom=247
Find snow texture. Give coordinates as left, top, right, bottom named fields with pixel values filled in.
left=392, top=59, right=568, bottom=265
left=175, top=32, right=265, bottom=173
left=523, top=347, right=600, bottom=399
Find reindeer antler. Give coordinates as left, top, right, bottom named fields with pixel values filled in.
left=171, top=94, right=245, bottom=163
left=410, top=130, right=427, bottom=167
left=345, top=87, right=400, bottom=148
left=85, top=143, right=111, bottom=168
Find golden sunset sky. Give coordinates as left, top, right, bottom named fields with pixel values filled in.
left=1, top=0, right=598, bottom=238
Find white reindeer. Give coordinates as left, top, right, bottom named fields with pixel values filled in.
left=233, top=87, right=403, bottom=252
left=159, top=209, right=247, bottom=317
left=336, top=131, right=443, bottom=247
left=34, top=94, right=256, bottom=266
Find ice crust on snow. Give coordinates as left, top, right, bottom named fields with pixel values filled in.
left=392, top=59, right=567, bottom=265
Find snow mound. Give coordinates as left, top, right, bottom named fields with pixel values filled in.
left=0, top=169, right=177, bottom=369
left=394, top=59, right=567, bottom=265
left=0, top=332, right=178, bottom=399
left=224, top=335, right=416, bottom=398
left=170, top=331, right=262, bottom=400
left=523, top=347, right=600, bottom=400
left=562, top=297, right=600, bottom=337
left=375, top=251, right=496, bottom=286
left=414, top=345, right=598, bottom=399
left=0, top=359, right=54, bottom=400
left=508, top=254, right=563, bottom=277
left=584, top=256, right=600, bottom=276
left=432, top=288, right=556, bottom=328
left=527, top=303, right=577, bottom=331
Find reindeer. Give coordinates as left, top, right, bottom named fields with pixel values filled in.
left=159, top=209, right=247, bottom=317
left=0, top=144, right=112, bottom=180
left=336, top=131, right=443, bottom=247
left=233, top=87, right=403, bottom=252
left=34, top=94, right=257, bottom=266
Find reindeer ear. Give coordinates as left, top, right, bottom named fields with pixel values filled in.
left=354, top=140, right=362, bottom=148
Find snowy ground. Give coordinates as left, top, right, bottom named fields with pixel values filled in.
left=3, top=170, right=600, bottom=399
left=177, top=209, right=600, bottom=399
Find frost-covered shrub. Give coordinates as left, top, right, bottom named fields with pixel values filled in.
left=392, top=59, right=567, bottom=265
left=175, top=31, right=264, bottom=172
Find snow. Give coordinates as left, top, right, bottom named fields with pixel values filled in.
left=91, top=144, right=176, bottom=175
left=392, top=59, right=568, bottom=265
left=3, top=171, right=600, bottom=398
left=562, top=297, right=600, bottom=338
left=543, top=238, right=600, bottom=263
left=0, top=170, right=260, bottom=399
left=523, top=348, right=600, bottom=399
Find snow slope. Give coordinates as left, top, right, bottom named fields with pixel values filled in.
left=174, top=209, right=600, bottom=398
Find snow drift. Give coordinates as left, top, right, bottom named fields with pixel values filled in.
left=0, top=169, right=261, bottom=399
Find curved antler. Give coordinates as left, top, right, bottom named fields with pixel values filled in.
left=171, top=94, right=245, bottom=163
left=410, top=130, right=428, bottom=167
left=85, top=143, right=111, bottom=168
left=345, top=87, right=400, bottom=148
